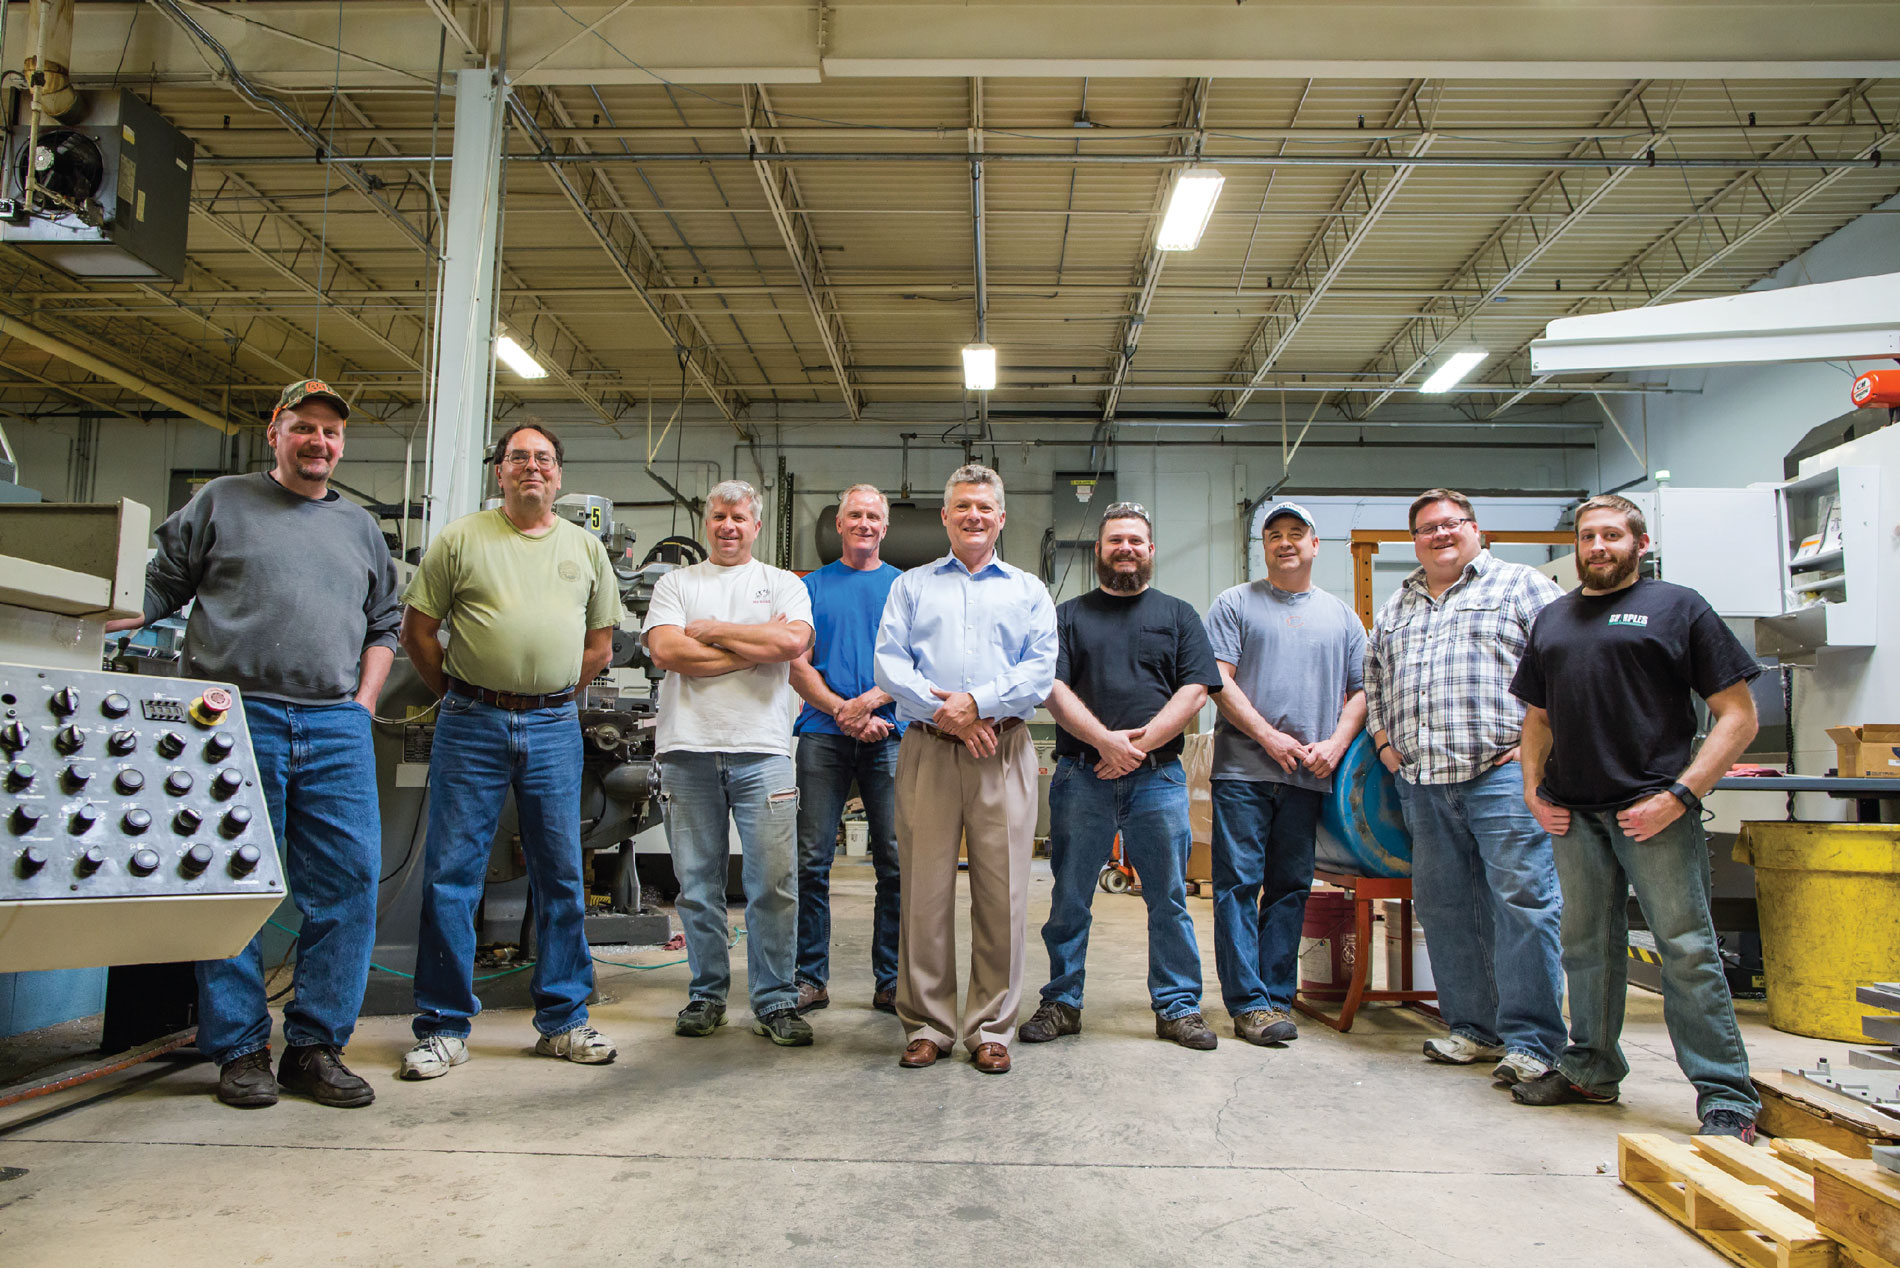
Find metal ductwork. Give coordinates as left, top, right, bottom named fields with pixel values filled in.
left=23, top=0, right=80, bottom=122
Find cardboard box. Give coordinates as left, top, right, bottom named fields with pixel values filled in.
left=1827, top=725, right=1900, bottom=779
left=1184, top=732, right=1214, bottom=880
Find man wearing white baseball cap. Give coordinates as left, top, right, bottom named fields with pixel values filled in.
left=1202, top=501, right=1367, bottom=1046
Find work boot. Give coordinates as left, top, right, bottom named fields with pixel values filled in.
left=1234, top=1008, right=1298, bottom=1045
left=216, top=1049, right=278, bottom=1108
left=1155, top=1012, right=1219, bottom=1051
left=795, top=980, right=830, bottom=1015
left=1510, top=1070, right=1618, bottom=1106
left=1018, top=1000, right=1081, bottom=1043
left=278, top=1044, right=375, bottom=1108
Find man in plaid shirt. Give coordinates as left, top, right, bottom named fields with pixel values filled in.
left=1364, top=489, right=1566, bottom=1085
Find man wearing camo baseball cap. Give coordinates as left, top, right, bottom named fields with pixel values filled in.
left=109, top=375, right=399, bottom=1110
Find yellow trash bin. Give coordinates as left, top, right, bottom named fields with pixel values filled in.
left=1734, top=822, right=1900, bottom=1042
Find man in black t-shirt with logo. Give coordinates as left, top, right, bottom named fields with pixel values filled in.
left=1508, top=493, right=1762, bottom=1140
left=1020, top=502, right=1225, bottom=1050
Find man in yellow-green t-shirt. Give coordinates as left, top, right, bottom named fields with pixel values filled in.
left=395, top=422, right=623, bottom=1081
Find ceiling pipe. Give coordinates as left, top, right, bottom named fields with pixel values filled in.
left=0, top=313, right=236, bottom=434
left=24, top=0, right=80, bottom=120
left=200, top=150, right=1892, bottom=172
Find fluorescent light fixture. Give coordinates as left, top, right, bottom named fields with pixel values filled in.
left=495, top=334, right=547, bottom=380
left=1155, top=167, right=1224, bottom=251
left=962, top=343, right=997, bottom=391
left=1420, top=349, right=1488, bottom=394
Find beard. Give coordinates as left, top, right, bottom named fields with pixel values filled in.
left=1576, top=548, right=1641, bottom=590
left=1096, top=553, right=1153, bottom=593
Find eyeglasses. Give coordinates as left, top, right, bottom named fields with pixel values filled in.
left=1101, top=501, right=1151, bottom=523
left=1411, top=517, right=1474, bottom=538
left=502, top=450, right=558, bottom=469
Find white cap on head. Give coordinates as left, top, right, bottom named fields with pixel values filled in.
left=1262, top=500, right=1317, bottom=531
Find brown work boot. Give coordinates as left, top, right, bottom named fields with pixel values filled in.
left=1155, top=1012, right=1219, bottom=1050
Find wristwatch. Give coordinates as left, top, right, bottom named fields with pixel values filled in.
left=1667, top=781, right=1702, bottom=813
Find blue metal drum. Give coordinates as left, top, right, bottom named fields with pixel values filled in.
left=1313, top=731, right=1413, bottom=878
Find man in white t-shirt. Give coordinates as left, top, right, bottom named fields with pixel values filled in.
left=643, top=480, right=816, bottom=1045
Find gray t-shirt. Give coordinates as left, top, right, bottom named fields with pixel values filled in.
left=143, top=472, right=402, bottom=705
left=1204, top=579, right=1367, bottom=792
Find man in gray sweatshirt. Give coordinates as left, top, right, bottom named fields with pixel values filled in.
left=113, top=378, right=401, bottom=1109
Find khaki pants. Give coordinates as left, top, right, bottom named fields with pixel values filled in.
left=893, top=723, right=1038, bottom=1052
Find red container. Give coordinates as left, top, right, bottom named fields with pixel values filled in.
left=1298, top=888, right=1356, bottom=1001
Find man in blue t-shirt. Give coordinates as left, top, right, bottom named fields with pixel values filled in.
left=788, top=485, right=907, bottom=1014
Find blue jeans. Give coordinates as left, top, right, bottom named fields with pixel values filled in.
left=197, top=699, right=379, bottom=1065
left=1397, top=763, right=1566, bottom=1061
left=1210, top=779, right=1324, bottom=1015
left=660, top=751, right=799, bottom=1016
left=1552, top=807, right=1760, bottom=1121
left=411, top=692, right=594, bottom=1041
left=794, top=733, right=901, bottom=993
left=1041, top=757, right=1205, bottom=1019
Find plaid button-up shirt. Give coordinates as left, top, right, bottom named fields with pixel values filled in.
left=1364, top=550, right=1562, bottom=786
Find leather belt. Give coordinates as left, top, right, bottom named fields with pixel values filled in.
left=917, top=718, right=1025, bottom=743
left=444, top=673, right=576, bottom=711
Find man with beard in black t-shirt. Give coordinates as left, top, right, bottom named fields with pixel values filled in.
left=1019, top=502, right=1225, bottom=1050
left=1508, top=494, right=1762, bottom=1141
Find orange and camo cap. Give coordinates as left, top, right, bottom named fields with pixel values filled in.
left=273, top=378, right=349, bottom=420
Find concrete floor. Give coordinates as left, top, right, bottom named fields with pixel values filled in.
left=0, top=861, right=1864, bottom=1266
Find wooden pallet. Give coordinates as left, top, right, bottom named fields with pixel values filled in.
left=1755, top=1070, right=1900, bottom=1161
left=1769, top=1140, right=1900, bottom=1268
left=1619, top=1133, right=1838, bottom=1268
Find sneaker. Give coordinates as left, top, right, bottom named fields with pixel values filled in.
left=278, top=1044, right=375, bottom=1108
left=1018, top=1000, right=1082, bottom=1043
left=675, top=1000, right=728, bottom=1037
left=1510, top=1069, right=1619, bottom=1106
left=1493, top=1051, right=1552, bottom=1085
left=753, top=1009, right=815, bottom=1047
left=1234, top=1008, right=1298, bottom=1045
left=1155, top=1012, right=1219, bottom=1051
left=535, top=1025, right=617, bottom=1065
left=795, top=980, right=830, bottom=1015
left=216, top=1049, right=278, bottom=1108
left=400, top=1035, right=469, bottom=1081
left=1698, top=1109, right=1758, bottom=1143
left=1423, top=1034, right=1506, bottom=1065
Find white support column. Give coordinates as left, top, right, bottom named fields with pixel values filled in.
left=423, top=68, right=505, bottom=545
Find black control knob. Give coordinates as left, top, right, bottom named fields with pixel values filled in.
left=0, top=721, right=28, bottom=752
left=121, top=808, right=152, bottom=834
left=173, top=807, right=202, bottom=834
left=78, top=845, right=105, bottom=873
left=220, top=806, right=253, bottom=837
left=129, top=848, right=159, bottom=876
left=5, top=761, right=33, bottom=791
left=49, top=687, right=79, bottom=716
left=70, top=803, right=98, bottom=833
left=107, top=730, right=138, bottom=755
left=101, top=693, right=130, bottom=718
left=183, top=843, right=214, bottom=875
left=231, top=843, right=263, bottom=875
left=54, top=725, right=84, bottom=755
left=164, top=771, right=194, bottom=796
left=10, top=804, right=41, bottom=832
left=18, top=845, right=46, bottom=874
left=205, top=731, right=235, bottom=760
left=115, top=768, right=145, bottom=794
left=155, top=731, right=185, bottom=759
left=212, top=768, right=243, bottom=799
left=60, top=763, right=90, bottom=791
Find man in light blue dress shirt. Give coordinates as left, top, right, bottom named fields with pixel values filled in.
left=874, top=464, right=1058, bottom=1075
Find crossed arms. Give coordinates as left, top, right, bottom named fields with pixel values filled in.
left=647, top=615, right=813, bottom=678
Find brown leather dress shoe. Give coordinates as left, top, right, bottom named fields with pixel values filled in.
left=900, top=1039, right=946, bottom=1068
left=971, top=1042, right=1012, bottom=1074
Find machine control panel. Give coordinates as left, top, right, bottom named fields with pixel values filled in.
left=1, top=665, right=282, bottom=903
